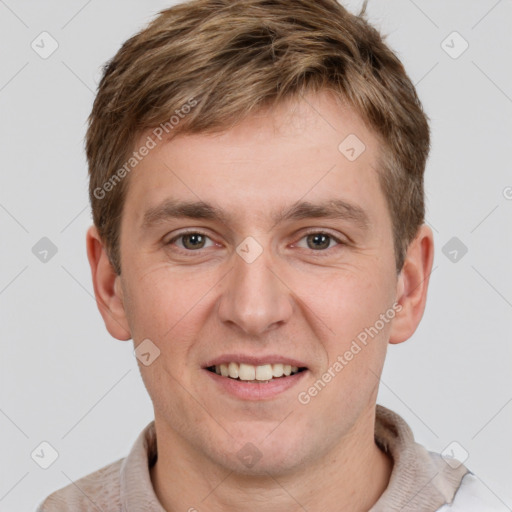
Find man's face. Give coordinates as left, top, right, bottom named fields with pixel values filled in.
left=117, top=90, right=401, bottom=474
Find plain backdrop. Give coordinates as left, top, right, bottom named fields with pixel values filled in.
left=0, top=0, right=511, bottom=510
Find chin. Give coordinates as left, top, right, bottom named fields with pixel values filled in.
left=204, top=429, right=313, bottom=477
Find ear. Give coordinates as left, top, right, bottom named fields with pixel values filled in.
left=86, top=225, right=131, bottom=341
left=389, top=224, right=434, bottom=345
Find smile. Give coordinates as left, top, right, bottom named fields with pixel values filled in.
left=207, top=362, right=306, bottom=383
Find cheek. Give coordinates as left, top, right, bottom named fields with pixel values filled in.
left=123, top=266, right=220, bottom=357
left=295, top=274, right=392, bottom=428
left=308, top=269, right=393, bottom=341
left=300, top=265, right=395, bottom=406
left=124, top=270, right=206, bottom=406
left=122, top=270, right=186, bottom=342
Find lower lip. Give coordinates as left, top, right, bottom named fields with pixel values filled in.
left=203, top=368, right=308, bottom=400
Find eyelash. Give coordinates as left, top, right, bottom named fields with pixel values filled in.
left=165, top=229, right=346, bottom=257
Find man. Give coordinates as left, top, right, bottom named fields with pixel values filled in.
left=37, top=0, right=505, bottom=510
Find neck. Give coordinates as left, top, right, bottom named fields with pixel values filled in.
left=150, top=406, right=393, bottom=512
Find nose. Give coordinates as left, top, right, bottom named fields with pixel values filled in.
left=217, top=242, right=293, bottom=336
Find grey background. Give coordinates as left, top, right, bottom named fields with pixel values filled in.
left=0, top=0, right=511, bottom=510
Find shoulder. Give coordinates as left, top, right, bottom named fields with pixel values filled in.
left=437, top=473, right=512, bottom=511
left=36, top=457, right=124, bottom=512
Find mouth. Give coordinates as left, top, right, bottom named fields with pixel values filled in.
left=202, top=355, right=309, bottom=400
left=206, top=362, right=307, bottom=383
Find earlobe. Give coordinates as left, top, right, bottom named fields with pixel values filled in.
left=86, top=225, right=131, bottom=341
left=388, top=224, right=435, bottom=345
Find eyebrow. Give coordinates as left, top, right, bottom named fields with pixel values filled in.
left=141, top=198, right=371, bottom=232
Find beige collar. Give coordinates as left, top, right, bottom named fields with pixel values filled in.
left=370, top=404, right=468, bottom=511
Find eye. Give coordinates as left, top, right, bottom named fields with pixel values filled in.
left=167, top=231, right=215, bottom=251
left=165, top=229, right=346, bottom=255
left=295, top=231, right=344, bottom=252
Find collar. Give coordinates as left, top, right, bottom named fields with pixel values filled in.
left=370, top=404, right=469, bottom=511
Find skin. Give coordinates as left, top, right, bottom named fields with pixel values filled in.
left=87, top=89, right=434, bottom=511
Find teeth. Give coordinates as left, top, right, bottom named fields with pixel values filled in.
left=255, top=364, right=273, bottom=380
left=272, top=364, right=284, bottom=377
left=212, top=362, right=302, bottom=381
left=228, top=362, right=239, bottom=379
left=238, top=363, right=255, bottom=380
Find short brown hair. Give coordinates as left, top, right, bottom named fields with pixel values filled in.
left=87, top=0, right=430, bottom=275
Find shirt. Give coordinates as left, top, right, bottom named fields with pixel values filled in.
left=36, top=404, right=506, bottom=511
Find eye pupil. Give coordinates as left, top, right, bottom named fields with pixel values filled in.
left=307, top=233, right=330, bottom=250
left=183, top=233, right=205, bottom=250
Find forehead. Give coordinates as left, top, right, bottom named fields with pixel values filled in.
left=123, top=90, right=389, bottom=232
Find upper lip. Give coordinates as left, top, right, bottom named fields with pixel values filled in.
left=203, top=354, right=308, bottom=368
